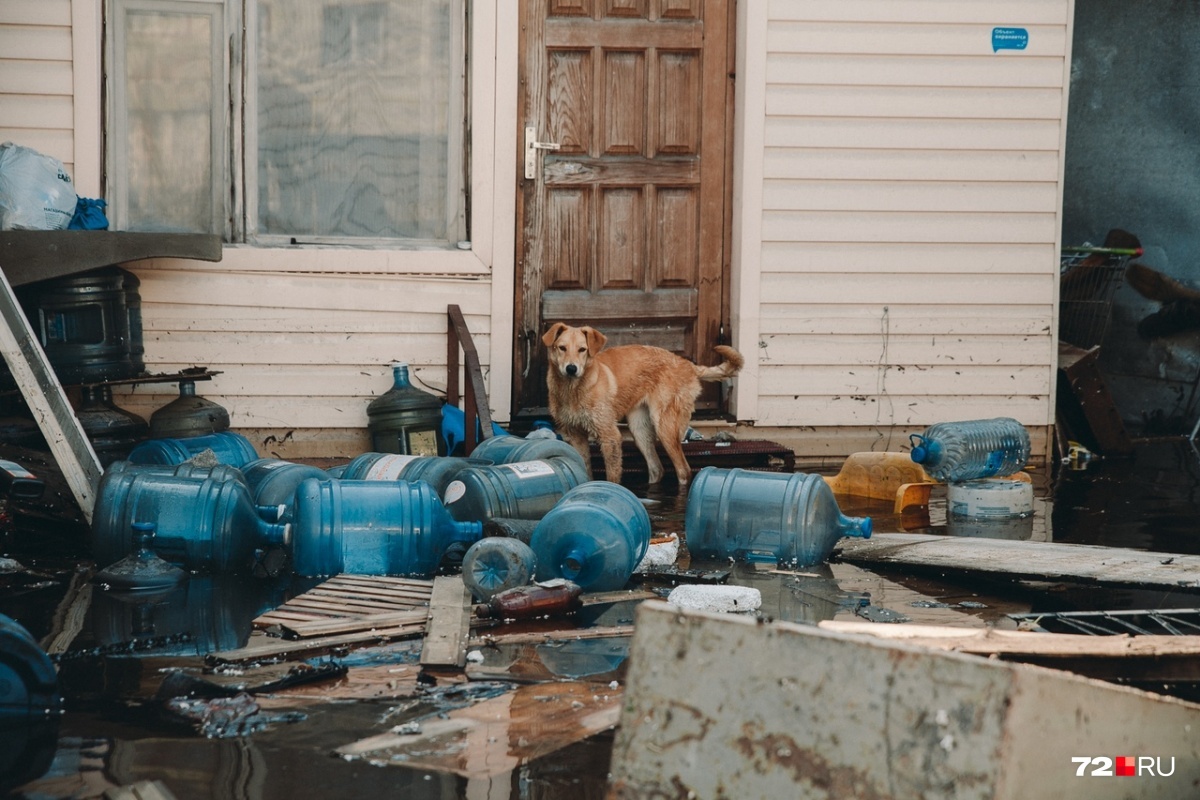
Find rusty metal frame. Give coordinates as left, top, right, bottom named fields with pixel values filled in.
left=446, top=304, right=495, bottom=455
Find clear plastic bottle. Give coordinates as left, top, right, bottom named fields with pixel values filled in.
left=908, top=417, right=1030, bottom=482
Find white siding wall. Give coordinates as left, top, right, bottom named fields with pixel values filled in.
left=733, top=0, right=1071, bottom=459
left=113, top=258, right=493, bottom=457
left=0, top=1, right=75, bottom=171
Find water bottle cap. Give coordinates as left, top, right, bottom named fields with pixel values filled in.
left=858, top=517, right=873, bottom=539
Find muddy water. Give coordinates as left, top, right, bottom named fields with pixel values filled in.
left=6, top=442, right=1200, bottom=799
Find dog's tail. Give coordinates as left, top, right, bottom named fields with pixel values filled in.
left=695, top=345, right=744, bottom=382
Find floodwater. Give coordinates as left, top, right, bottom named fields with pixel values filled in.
left=4, top=439, right=1200, bottom=799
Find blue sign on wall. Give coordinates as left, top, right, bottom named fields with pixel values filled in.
left=992, top=27, right=1029, bottom=52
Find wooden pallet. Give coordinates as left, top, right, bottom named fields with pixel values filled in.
left=253, top=575, right=435, bottom=637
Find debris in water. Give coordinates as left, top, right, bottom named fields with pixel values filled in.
left=666, top=584, right=762, bottom=613
left=164, top=692, right=306, bottom=738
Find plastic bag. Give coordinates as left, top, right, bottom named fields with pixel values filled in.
left=68, top=197, right=109, bottom=230
left=0, top=142, right=78, bottom=231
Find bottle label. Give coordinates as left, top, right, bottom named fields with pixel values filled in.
left=444, top=480, right=466, bottom=504
left=364, top=454, right=421, bottom=481
left=502, top=461, right=556, bottom=479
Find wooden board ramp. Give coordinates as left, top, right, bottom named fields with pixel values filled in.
left=836, top=533, right=1200, bottom=591
left=252, top=575, right=434, bottom=632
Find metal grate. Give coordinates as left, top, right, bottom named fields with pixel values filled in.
left=1007, top=608, right=1200, bottom=636
left=1058, top=247, right=1136, bottom=349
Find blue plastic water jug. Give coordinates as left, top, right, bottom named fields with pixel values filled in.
left=105, top=459, right=246, bottom=484
left=530, top=482, right=651, bottom=592
left=441, top=403, right=510, bottom=456
left=339, top=453, right=492, bottom=496
left=461, top=537, right=537, bottom=601
left=127, top=431, right=259, bottom=468
left=290, top=478, right=483, bottom=577
left=685, top=468, right=872, bottom=567
left=469, top=434, right=586, bottom=470
left=91, top=469, right=290, bottom=572
left=909, top=417, right=1030, bottom=483
left=0, top=613, right=61, bottom=794
left=239, top=458, right=329, bottom=521
left=442, top=459, right=591, bottom=522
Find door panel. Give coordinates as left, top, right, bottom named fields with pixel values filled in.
left=515, top=0, right=731, bottom=416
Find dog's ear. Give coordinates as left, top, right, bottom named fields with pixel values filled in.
left=583, top=326, right=607, bottom=354
left=542, top=322, right=568, bottom=347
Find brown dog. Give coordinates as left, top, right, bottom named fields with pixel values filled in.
left=542, top=322, right=744, bottom=485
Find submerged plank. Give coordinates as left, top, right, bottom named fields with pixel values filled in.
left=420, top=576, right=473, bottom=668
left=335, top=681, right=622, bottom=778
left=820, top=621, right=1200, bottom=682
left=611, top=602, right=1200, bottom=800
left=837, top=532, right=1200, bottom=590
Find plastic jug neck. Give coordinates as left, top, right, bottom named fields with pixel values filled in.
left=845, top=515, right=872, bottom=539
left=178, top=379, right=197, bottom=398
left=391, top=362, right=412, bottom=389
left=909, top=434, right=939, bottom=465
left=560, top=544, right=592, bottom=580
left=260, top=520, right=291, bottom=546
left=452, top=520, right=484, bottom=542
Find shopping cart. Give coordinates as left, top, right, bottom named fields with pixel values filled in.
left=1058, top=244, right=1142, bottom=349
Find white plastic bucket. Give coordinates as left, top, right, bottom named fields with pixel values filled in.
left=947, top=479, right=1033, bottom=520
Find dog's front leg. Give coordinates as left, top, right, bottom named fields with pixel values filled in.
left=558, top=427, right=594, bottom=480
left=595, top=421, right=624, bottom=485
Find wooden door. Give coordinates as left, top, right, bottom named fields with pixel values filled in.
left=513, top=0, right=733, bottom=417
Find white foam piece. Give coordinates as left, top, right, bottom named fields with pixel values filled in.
left=666, top=584, right=762, bottom=614
left=635, top=533, right=680, bottom=571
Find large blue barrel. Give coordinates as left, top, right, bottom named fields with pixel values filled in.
left=239, top=458, right=329, bottom=521
left=685, top=468, right=872, bottom=567
left=91, top=469, right=290, bottom=572
left=442, top=459, right=590, bottom=523
left=339, top=453, right=491, bottom=496
left=469, top=434, right=586, bottom=470
left=530, top=482, right=650, bottom=592
left=0, top=613, right=61, bottom=793
left=127, top=431, right=259, bottom=468
left=290, top=478, right=483, bottom=577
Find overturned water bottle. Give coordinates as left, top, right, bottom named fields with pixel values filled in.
left=685, top=467, right=872, bottom=567
left=91, top=470, right=289, bottom=573
left=240, top=458, right=330, bottom=522
left=469, top=434, right=586, bottom=471
left=127, top=430, right=260, bottom=468
left=461, top=536, right=537, bottom=601
left=531, top=482, right=650, bottom=592
left=442, top=459, right=590, bottom=522
left=339, top=453, right=491, bottom=496
left=289, top=478, right=483, bottom=577
left=908, top=417, right=1030, bottom=482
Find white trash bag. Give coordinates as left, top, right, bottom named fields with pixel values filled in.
left=0, top=142, right=77, bottom=230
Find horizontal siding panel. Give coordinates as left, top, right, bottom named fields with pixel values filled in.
left=0, top=59, right=72, bottom=95
left=0, top=94, right=72, bottom=130
left=760, top=242, right=1056, bottom=273
left=759, top=364, right=1048, bottom=396
left=0, top=1, right=72, bottom=26
left=0, top=25, right=72, bottom=61
left=765, top=117, right=1062, bottom=151
left=761, top=210, right=1058, bottom=244
left=143, top=306, right=489, bottom=335
left=125, top=365, right=461, bottom=401
left=755, top=333, right=1051, bottom=366
left=764, top=148, right=1059, bottom=182
left=756, top=394, right=1050, bottom=427
left=767, top=1, right=1069, bottom=25
left=763, top=179, right=1058, bottom=214
left=767, top=22, right=1066, bottom=57
left=135, top=270, right=491, bottom=315
left=0, top=128, right=72, bottom=164
left=767, top=85, right=1062, bottom=120
left=759, top=272, right=1053, bottom=305
left=119, top=394, right=372, bottom=430
left=141, top=331, right=477, bottom=367
left=760, top=306, right=1051, bottom=336
left=766, top=53, right=1065, bottom=88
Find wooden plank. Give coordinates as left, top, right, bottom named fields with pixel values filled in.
left=820, top=621, right=1200, bottom=683
left=0, top=268, right=101, bottom=522
left=209, top=624, right=431, bottom=664
left=837, top=533, right=1200, bottom=591
left=281, top=610, right=431, bottom=640
left=0, top=232, right=221, bottom=287
left=469, top=625, right=636, bottom=647
left=335, top=681, right=622, bottom=778
left=610, top=602, right=1200, bottom=800
left=420, top=575, right=473, bottom=669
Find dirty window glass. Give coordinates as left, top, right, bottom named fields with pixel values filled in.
left=109, top=1, right=223, bottom=234
left=252, top=0, right=464, bottom=243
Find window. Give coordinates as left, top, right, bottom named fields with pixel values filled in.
left=106, top=0, right=468, bottom=246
